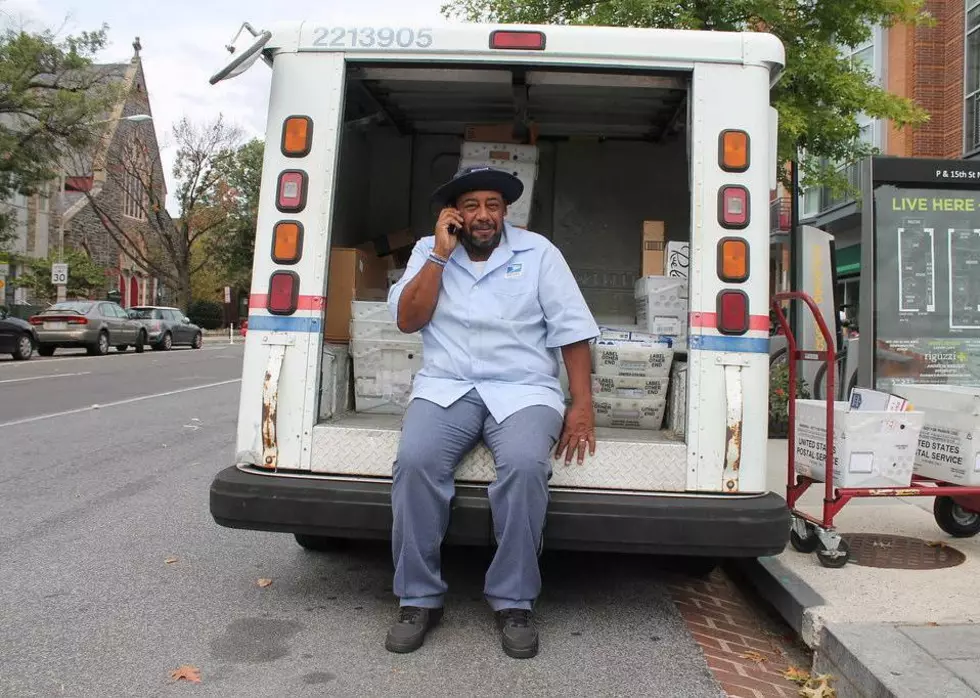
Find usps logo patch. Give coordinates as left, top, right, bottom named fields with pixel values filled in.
left=505, top=263, right=524, bottom=279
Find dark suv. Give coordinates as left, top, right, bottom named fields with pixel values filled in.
left=129, top=306, right=204, bottom=351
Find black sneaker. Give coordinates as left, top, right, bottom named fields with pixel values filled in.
left=385, top=606, right=443, bottom=654
left=496, top=609, right=538, bottom=659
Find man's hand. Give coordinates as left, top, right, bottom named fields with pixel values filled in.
left=555, top=400, right=596, bottom=466
left=434, top=207, right=463, bottom=259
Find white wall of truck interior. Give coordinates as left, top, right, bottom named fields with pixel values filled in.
left=237, top=48, right=773, bottom=495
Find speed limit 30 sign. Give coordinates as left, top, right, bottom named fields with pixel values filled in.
left=51, top=263, right=69, bottom=285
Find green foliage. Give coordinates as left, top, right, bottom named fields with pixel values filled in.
left=206, top=138, right=264, bottom=290
left=0, top=24, right=121, bottom=246
left=442, top=0, right=931, bottom=193
left=769, top=360, right=811, bottom=423
left=187, top=299, right=223, bottom=329
left=12, top=250, right=107, bottom=304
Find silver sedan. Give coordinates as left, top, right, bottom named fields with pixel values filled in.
left=30, top=301, right=147, bottom=356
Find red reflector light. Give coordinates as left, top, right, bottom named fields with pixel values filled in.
left=718, top=185, right=749, bottom=229
left=717, top=290, right=749, bottom=335
left=489, top=30, right=546, bottom=50
left=276, top=170, right=308, bottom=213
left=268, top=271, right=299, bottom=315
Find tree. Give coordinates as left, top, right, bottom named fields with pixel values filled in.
left=82, top=115, right=243, bottom=309
left=442, top=0, right=930, bottom=193
left=0, top=22, right=121, bottom=247
left=206, top=138, right=264, bottom=291
left=12, top=249, right=106, bottom=303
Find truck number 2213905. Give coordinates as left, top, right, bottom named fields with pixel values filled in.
left=312, top=27, right=434, bottom=49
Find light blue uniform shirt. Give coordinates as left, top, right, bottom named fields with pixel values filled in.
left=388, top=223, right=600, bottom=424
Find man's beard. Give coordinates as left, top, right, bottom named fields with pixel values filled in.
left=460, top=223, right=503, bottom=255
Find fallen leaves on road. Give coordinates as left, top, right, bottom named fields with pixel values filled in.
left=170, top=666, right=201, bottom=684
left=738, top=650, right=768, bottom=663
left=798, top=673, right=836, bottom=698
left=926, top=540, right=950, bottom=548
left=164, top=557, right=179, bottom=565
left=927, top=621, right=940, bottom=627
left=257, top=578, right=273, bottom=588
left=783, top=666, right=811, bottom=685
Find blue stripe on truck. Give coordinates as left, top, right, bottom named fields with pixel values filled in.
left=689, top=335, right=770, bottom=354
left=246, top=315, right=322, bottom=333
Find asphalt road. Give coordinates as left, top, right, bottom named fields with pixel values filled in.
left=0, top=345, right=725, bottom=697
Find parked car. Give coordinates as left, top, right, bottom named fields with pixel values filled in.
left=0, top=308, right=37, bottom=360
left=29, top=301, right=147, bottom=356
left=128, top=306, right=203, bottom=350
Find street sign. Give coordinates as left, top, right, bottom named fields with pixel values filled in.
left=51, top=263, right=68, bottom=285
left=224, top=286, right=232, bottom=303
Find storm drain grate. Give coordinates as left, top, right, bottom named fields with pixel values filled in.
left=842, top=533, right=966, bottom=570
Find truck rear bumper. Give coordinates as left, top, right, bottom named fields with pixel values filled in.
left=210, top=466, right=789, bottom=558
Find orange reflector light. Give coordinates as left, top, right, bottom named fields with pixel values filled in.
left=490, top=30, right=546, bottom=50
left=282, top=116, right=313, bottom=157
left=719, top=130, right=749, bottom=172
left=272, top=221, right=304, bottom=264
left=718, top=185, right=749, bottom=229
left=718, top=237, right=749, bottom=283
left=268, top=271, right=299, bottom=315
left=277, top=170, right=307, bottom=213
left=717, top=290, right=749, bottom=335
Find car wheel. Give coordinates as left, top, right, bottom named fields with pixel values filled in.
left=294, top=534, right=349, bottom=553
left=37, top=346, right=55, bottom=357
left=159, top=332, right=173, bottom=351
left=192, top=332, right=203, bottom=349
left=87, top=331, right=110, bottom=356
left=13, top=333, right=34, bottom=361
left=116, top=345, right=129, bottom=353
left=135, top=331, right=146, bottom=353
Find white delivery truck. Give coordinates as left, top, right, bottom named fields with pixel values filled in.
left=209, top=20, right=789, bottom=559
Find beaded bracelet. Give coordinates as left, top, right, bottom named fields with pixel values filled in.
left=428, top=252, right=448, bottom=267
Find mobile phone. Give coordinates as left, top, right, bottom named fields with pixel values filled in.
left=448, top=223, right=460, bottom=236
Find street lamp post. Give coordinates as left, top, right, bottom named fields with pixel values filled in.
left=56, top=114, right=153, bottom=303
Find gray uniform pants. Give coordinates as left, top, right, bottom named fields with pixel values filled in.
left=391, top=389, right=564, bottom=611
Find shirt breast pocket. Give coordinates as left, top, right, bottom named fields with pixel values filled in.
left=490, top=280, right=538, bottom=321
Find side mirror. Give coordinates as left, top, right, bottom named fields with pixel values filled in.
left=183, top=317, right=192, bottom=324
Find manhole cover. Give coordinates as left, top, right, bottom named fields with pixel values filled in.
left=842, top=533, right=966, bottom=570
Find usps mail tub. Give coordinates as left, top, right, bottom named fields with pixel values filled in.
left=793, top=400, right=923, bottom=488
left=893, top=384, right=980, bottom=486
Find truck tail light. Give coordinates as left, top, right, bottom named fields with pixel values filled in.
left=276, top=170, right=308, bottom=213
left=718, top=186, right=749, bottom=229
left=719, top=130, right=749, bottom=172
left=717, top=290, right=749, bottom=335
left=281, top=116, right=313, bottom=157
left=490, top=30, right=546, bottom=50
left=272, top=221, right=304, bottom=264
left=268, top=271, right=299, bottom=315
left=718, top=237, right=749, bottom=282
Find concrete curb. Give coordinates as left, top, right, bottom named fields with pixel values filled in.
left=728, top=555, right=824, bottom=643
left=814, top=622, right=978, bottom=698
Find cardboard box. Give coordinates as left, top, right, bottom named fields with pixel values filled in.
left=893, top=384, right=980, bottom=486
left=591, top=339, right=674, bottom=378
left=593, top=396, right=667, bottom=430
left=592, top=374, right=669, bottom=399
left=635, top=276, right=689, bottom=348
left=664, top=241, right=689, bottom=279
left=464, top=122, right=540, bottom=145
left=793, top=399, right=924, bottom=488
left=369, top=229, right=416, bottom=257
left=642, top=221, right=666, bottom=276
left=318, top=343, right=351, bottom=420
left=325, top=249, right=390, bottom=343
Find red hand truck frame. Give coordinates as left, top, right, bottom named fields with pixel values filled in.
left=771, top=291, right=980, bottom=568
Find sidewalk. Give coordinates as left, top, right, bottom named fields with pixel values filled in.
left=736, top=440, right=980, bottom=697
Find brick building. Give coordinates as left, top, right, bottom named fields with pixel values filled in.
left=770, top=1, right=980, bottom=310
left=2, top=39, right=169, bottom=309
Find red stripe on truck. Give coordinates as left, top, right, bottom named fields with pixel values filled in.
left=690, top=312, right=769, bottom=331
left=249, top=294, right=326, bottom=311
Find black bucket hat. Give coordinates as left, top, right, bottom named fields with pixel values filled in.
left=431, top=164, right=524, bottom=207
